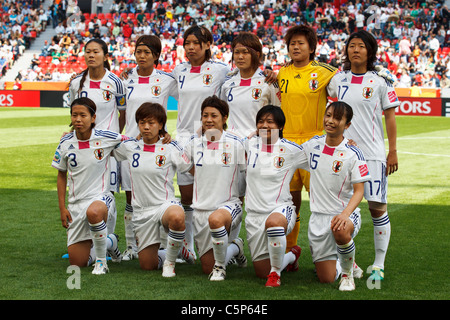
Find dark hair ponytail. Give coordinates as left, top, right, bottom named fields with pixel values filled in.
left=79, top=38, right=110, bottom=94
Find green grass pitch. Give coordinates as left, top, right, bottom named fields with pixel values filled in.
left=0, top=107, right=449, bottom=303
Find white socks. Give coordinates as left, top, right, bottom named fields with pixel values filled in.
left=167, top=229, right=185, bottom=263
left=267, top=227, right=295, bottom=275
left=372, top=212, right=391, bottom=269
left=124, top=203, right=137, bottom=251
left=211, top=226, right=229, bottom=267
left=89, top=220, right=107, bottom=263
left=337, top=239, right=355, bottom=275
left=183, top=204, right=195, bottom=253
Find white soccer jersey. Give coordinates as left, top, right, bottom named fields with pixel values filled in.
left=113, top=139, right=189, bottom=210
left=69, top=69, right=127, bottom=132
left=301, top=135, right=371, bottom=215
left=180, top=131, right=246, bottom=211
left=244, top=136, right=308, bottom=213
left=123, top=67, right=178, bottom=138
left=220, top=69, right=281, bottom=138
left=327, top=70, right=400, bottom=161
left=172, top=60, right=230, bottom=137
left=52, top=129, right=126, bottom=204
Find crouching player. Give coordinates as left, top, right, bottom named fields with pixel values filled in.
left=113, top=103, right=189, bottom=277
left=244, top=105, right=303, bottom=287
left=302, top=101, right=370, bottom=291
left=53, top=97, right=125, bottom=275
left=179, top=96, right=247, bottom=281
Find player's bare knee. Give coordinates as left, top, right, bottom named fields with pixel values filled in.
left=169, top=211, right=185, bottom=231
left=265, top=213, right=286, bottom=230
left=368, top=201, right=387, bottom=217
left=139, top=260, right=159, bottom=271
left=86, top=209, right=104, bottom=224
left=208, top=212, right=225, bottom=229
left=318, top=272, right=336, bottom=284
left=333, top=229, right=352, bottom=246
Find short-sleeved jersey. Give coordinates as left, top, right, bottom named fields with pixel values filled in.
left=123, top=67, right=178, bottom=138
left=180, top=131, right=246, bottom=211
left=172, top=60, right=230, bottom=137
left=220, top=69, right=281, bottom=138
left=69, top=69, right=127, bottom=132
left=113, top=139, right=188, bottom=210
left=277, top=61, right=337, bottom=139
left=327, top=70, right=400, bottom=161
left=244, top=136, right=308, bottom=213
left=52, top=129, right=126, bottom=204
left=301, top=135, right=371, bottom=215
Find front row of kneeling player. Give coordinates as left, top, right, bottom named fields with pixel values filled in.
left=53, top=96, right=370, bottom=291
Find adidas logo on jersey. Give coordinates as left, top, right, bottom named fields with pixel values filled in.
left=294, top=74, right=301, bottom=79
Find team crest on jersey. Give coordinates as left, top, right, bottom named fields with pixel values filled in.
left=362, top=87, right=373, bottom=99
left=94, top=148, right=105, bottom=160
left=274, top=156, right=285, bottom=168
left=252, top=88, right=262, bottom=100
left=151, top=85, right=162, bottom=96
left=103, top=90, right=112, bottom=102
left=203, top=74, right=213, bottom=85
left=332, top=160, right=343, bottom=173
left=309, top=79, right=319, bottom=91
left=222, top=152, right=232, bottom=165
left=155, top=155, right=166, bottom=167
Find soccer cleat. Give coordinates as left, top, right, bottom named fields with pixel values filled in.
left=92, top=259, right=109, bottom=275
left=353, top=261, right=363, bottom=279
left=285, top=245, right=302, bottom=272
left=181, top=239, right=196, bottom=264
left=339, top=273, right=355, bottom=291
left=122, top=247, right=139, bottom=261
left=265, top=272, right=281, bottom=287
left=162, top=260, right=176, bottom=278
left=107, top=233, right=122, bottom=262
left=232, top=238, right=247, bottom=268
left=368, top=266, right=385, bottom=281
left=209, top=265, right=226, bottom=281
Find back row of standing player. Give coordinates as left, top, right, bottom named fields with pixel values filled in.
left=62, top=24, right=399, bottom=289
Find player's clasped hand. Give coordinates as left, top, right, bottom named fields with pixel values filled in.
left=330, top=214, right=348, bottom=232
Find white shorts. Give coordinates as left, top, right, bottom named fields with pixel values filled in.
left=177, top=170, right=194, bottom=186
left=120, top=160, right=132, bottom=192
left=109, top=157, right=120, bottom=193
left=133, top=200, right=183, bottom=252
left=66, top=193, right=116, bottom=247
left=308, top=209, right=361, bottom=263
left=363, top=160, right=388, bottom=204
left=193, top=201, right=243, bottom=258
left=245, top=205, right=296, bottom=262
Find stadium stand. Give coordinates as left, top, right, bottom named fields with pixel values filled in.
left=1, top=0, right=449, bottom=89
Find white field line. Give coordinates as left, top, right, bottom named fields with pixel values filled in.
left=385, top=136, right=450, bottom=157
